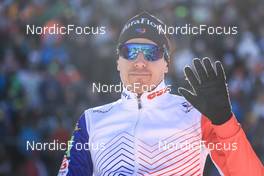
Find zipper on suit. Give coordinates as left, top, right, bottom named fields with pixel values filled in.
left=137, top=95, right=142, bottom=109
left=134, top=95, right=142, bottom=175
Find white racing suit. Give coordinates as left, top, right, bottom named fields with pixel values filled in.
left=58, top=81, right=263, bottom=176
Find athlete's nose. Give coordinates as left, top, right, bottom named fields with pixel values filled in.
left=134, top=52, right=147, bottom=69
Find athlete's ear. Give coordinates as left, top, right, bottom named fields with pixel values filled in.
left=117, top=58, right=120, bottom=71
left=164, top=59, right=168, bottom=73
left=165, top=63, right=168, bottom=73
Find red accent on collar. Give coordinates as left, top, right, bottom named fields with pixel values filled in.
left=147, top=87, right=169, bottom=100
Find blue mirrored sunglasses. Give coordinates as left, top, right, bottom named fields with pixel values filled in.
left=118, top=43, right=167, bottom=62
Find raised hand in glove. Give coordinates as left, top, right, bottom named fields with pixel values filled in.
left=178, top=58, right=232, bottom=125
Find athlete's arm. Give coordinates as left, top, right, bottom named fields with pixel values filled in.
left=58, top=113, right=93, bottom=176
left=202, top=114, right=263, bottom=175
left=179, top=58, right=263, bottom=175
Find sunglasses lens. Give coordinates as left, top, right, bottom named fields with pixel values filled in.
left=127, top=47, right=138, bottom=60
left=119, top=43, right=163, bottom=61
left=143, top=46, right=163, bottom=61
left=119, top=44, right=138, bottom=60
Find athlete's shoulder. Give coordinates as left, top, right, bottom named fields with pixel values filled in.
left=84, top=99, right=121, bottom=116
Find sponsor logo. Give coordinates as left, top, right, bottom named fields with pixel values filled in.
left=121, top=17, right=160, bottom=33
left=147, top=87, right=170, bottom=100
left=92, top=106, right=113, bottom=113
left=181, top=102, right=193, bottom=113
left=121, top=92, right=132, bottom=99
left=135, top=28, right=146, bottom=34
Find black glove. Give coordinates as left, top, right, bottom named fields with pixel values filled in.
left=178, top=58, right=232, bottom=125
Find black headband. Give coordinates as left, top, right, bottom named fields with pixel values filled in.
left=118, top=11, right=170, bottom=61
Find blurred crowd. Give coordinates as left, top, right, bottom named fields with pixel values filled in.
left=0, top=0, right=263, bottom=175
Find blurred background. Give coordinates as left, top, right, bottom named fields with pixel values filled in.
left=0, top=0, right=263, bottom=175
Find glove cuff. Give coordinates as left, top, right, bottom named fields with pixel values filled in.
left=213, top=114, right=240, bottom=138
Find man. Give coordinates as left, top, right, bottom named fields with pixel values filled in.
left=58, top=12, right=263, bottom=176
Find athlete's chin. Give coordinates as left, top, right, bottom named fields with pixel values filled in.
left=127, top=79, right=156, bottom=93
left=130, top=78, right=150, bottom=87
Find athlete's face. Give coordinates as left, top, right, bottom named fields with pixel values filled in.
left=117, top=38, right=168, bottom=94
